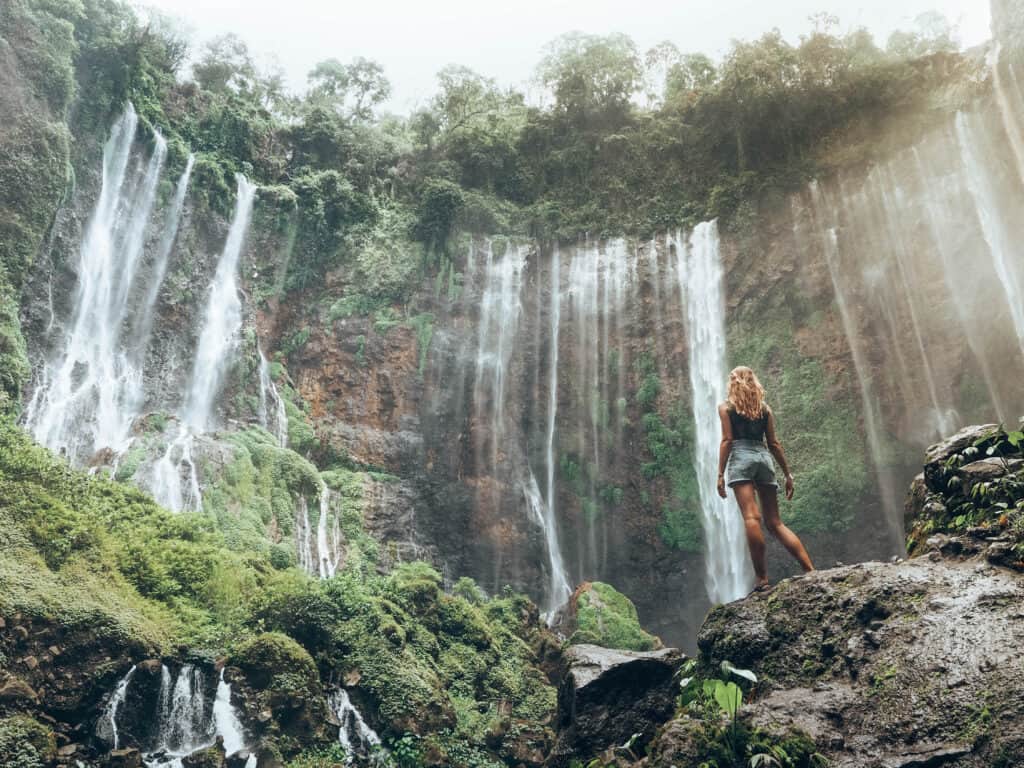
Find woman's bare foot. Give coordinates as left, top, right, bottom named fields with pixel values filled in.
left=751, top=580, right=771, bottom=594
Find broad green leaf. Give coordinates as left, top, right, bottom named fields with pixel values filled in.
left=714, top=680, right=742, bottom=717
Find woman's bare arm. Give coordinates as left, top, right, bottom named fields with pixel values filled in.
left=717, top=403, right=733, bottom=497
left=765, top=408, right=794, bottom=499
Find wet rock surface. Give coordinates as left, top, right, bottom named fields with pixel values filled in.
left=548, top=644, right=685, bottom=766
left=679, top=553, right=1024, bottom=767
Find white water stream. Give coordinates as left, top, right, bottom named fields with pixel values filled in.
left=329, top=688, right=383, bottom=764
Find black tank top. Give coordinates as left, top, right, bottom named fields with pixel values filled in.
left=727, top=403, right=768, bottom=442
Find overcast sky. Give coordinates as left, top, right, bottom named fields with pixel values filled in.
left=139, top=0, right=993, bottom=113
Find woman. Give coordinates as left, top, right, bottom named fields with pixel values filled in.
left=716, top=366, right=814, bottom=591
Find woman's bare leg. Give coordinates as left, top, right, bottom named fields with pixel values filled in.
left=732, top=482, right=768, bottom=587
left=758, top=484, right=814, bottom=572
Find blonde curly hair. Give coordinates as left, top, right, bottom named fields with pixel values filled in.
left=727, top=366, right=766, bottom=420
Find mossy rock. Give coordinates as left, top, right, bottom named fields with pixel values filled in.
left=231, top=631, right=318, bottom=689
left=568, top=581, right=661, bottom=652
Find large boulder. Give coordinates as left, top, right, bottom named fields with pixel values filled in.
left=688, top=555, right=1024, bottom=767
left=548, top=644, right=685, bottom=766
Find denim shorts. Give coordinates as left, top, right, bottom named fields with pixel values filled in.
left=726, top=439, right=778, bottom=488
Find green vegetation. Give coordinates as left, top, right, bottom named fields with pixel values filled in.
left=907, top=425, right=1024, bottom=559
left=250, top=564, right=557, bottom=763
left=569, top=581, right=659, bottom=651
left=633, top=354, right=703, bottom=552
left=0, top=715, right=57, bottom=768
left=675, top=659, right=828, bottom=767
left=728, top=307, right=867, bottom=534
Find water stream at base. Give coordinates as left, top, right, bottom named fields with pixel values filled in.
left=99, top=664, right=255, bottom=768
left=329, top=689, right=384, bottom=765
left=675, top=222, right=753, bottom=603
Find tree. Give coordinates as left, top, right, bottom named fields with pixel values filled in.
left=537, top=32, right=641, bottom=126
left=308, top=56, right=390, bottom=121
left=193, top=33, right=257, bottom=94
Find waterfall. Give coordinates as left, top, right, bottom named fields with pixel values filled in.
left=28, top=104, right=167, bottom=462
left=328, top=689, right=382, bottom=765
left=992, top=44, right=1024, bottom=185
left=151, top=175, right=257, bottom=512
left=100, top=664, right=254, bottom=767
left=135, top=154, right=195, bottom=349
left=97, top=667, right=135, bottom=749
left=540, top=245, right=571, bottom=613
left=258, top=348, right=289, bottom=447
left=212, top=669, right=250, bottom=759
left=676, top=222, right=753, bottom=603
left=153, top=664, right=212, bottom=757
left=804, top=181, right=905, bottom=550
left=183, top=175, right=258, bottom=433
left=296, top=494, right=315, bottom=574
left=954, top=111, right=1024, bottom=355
left=316, top=483, right=338, bottom=578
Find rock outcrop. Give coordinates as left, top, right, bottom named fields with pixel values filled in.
left=549, top=644, right=685, bottom=766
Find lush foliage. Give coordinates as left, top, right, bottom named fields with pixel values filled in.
left=908, top=425, right=1024, bottom=559
left=675, top=659, right=827, bottom=768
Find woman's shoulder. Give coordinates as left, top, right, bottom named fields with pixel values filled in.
left=718, top=401, right=732, bottom=413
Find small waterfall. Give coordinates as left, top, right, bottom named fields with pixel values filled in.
left=954, top=111, right=1024, bottom=355
left=296, top=495, right=315, bottom=574
left=258, top=348, right=289, bottom=447
left=329, top=689, right=382, bottom=765
left=182, top=175, right=258, bottom=433
left=153, top=664, right=212, bottom=757
left=992, top=44, right=1024, bottom=185
left=153, top=175, right=257, bottom=511
left=316, top=483, right=338, bottom=578
left=212, top=669, right=250, bottom=759
left=540, top=245, right=571, bottom=613
left=100, top=664, right=254, bottom=767
left=28, top=104, right=168, bottom=462
left=97, top=667, right=135, bottom=749
left=676, top=222, right=753, bottom=603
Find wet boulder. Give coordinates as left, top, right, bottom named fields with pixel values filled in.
left=548, top=644, right=685, bottom=766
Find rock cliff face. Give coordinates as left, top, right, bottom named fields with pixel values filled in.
left=18, top=42, right=1024, bottom=648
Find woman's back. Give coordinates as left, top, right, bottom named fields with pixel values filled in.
left=727, top=403, right=768, bottom=442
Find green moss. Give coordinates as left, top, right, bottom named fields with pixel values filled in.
left=0, top=715, right=56, bottom=768
left=569, top=581, right=659, bottom=651
left=201, top=428, right=320, bottom=553
left=231, top=631, right=319, bottom=688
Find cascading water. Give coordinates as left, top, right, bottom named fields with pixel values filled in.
left=151, top=175, right=257, bottom=512
left=258, top=348, right=289, bottom=447
left=540, top=246, right=571, bottom=612
left=97, top=667, right=135, bottom=749
left=316, top=483, right=339, bottom=578
left=328, top=689, right=383, bottom=765
left=134, top=154, right=196, bottom=349
left=675, top=222, right=753, bottom=603
left=27, top=104, right=168, bottom=462
left=99, top=664, right=255, bottom=768
left=954, top=110, right=1024, bottom=355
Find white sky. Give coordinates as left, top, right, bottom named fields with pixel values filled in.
left=139, top=0, right=993, bottom=113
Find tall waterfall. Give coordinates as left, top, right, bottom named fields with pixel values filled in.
left=955, top=110, right=1024, bottom=356
left=540, top=245, right=571, bottom=612
left=676, top=222, right=753, bottom=603
left=152, top=175, right=257, bottom=512
left=27, top=105, right=168, bottom=462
